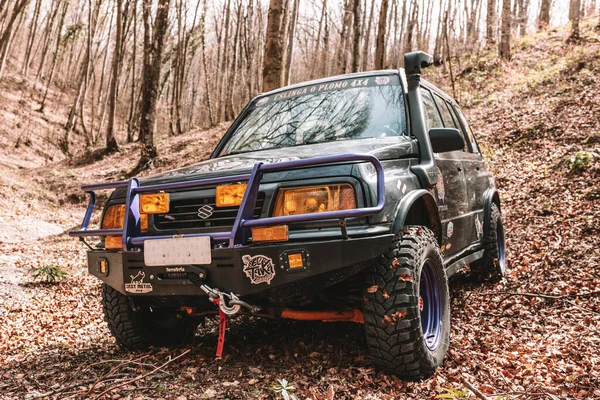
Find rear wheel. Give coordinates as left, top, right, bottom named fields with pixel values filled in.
left=363, top=226, right=450, bottom=379
left=102, top=284, right=197, bottom=350
left=471, top=203, right=507, bottom=282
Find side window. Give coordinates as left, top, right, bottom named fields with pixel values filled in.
left=451, top=105, right=480, bottom=153
left=420, top=88, right=443, bottom=130
left=433, top=94, right=458, bottom=129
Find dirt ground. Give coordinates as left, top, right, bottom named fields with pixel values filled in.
left=0, top=21, right=599, bottom=400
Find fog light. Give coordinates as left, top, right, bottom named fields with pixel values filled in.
left=139, top=192, right=169, bottom=214
left=251, top=225, right=288, bottom=243
left=216, top=183, right=247, bottom=207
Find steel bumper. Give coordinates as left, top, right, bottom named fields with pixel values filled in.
left=88, top=234, right=394, bottom=297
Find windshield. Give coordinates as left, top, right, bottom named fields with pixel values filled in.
left=219, top=75, right=406, bottom=156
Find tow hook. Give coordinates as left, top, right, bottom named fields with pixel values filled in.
left=199, top=284, right=261, bottom=315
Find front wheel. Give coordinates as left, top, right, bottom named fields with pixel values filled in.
left=102, top=284, right=197, bottom=350
left=363, top=226, right=450, bottom=379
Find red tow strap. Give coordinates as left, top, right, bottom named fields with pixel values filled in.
left=213, top=298, right=226, bottom=357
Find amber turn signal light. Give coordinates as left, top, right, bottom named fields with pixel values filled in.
left=251, top=225, right=289, bottom=243
left=105, top=236, right=123, bottom=250
left=216, top=183, right=247, bottom=207
left=139, top=193, right=169, bottom=214
left=287, top=253, right=304, bottom=269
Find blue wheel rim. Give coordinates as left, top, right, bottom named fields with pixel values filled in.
left=420, top=260, right=442, bottom=351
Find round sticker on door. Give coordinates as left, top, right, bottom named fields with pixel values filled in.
left=447, top=222, right=454, bottom=238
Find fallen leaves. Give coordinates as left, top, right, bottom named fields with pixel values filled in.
left=366, top=285, right=378, bottom=293
left=382, top=310, right=407, bottom=325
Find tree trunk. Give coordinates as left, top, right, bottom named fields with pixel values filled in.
left=314, top=0, right=327, bottom=78
left=200, top=0, right=214, bottom=127
left=127, top=0, right=138, bottom=142
left=284, top=0, right=299, bottom=85
left=538, top=0, right=551, bottom=29
left=569, top=0, right=581, bottom=40
left=262, top=0, right=285, bottom=92
left=351, top=0, right=361, bottom=72
left=337, top=0, right=353, bottom=73
left=374, top=0, right=389, bottom=69
left=105, top=0, right=123, bottom=153
left=486, top=0, right=497, bottom=44
left=0, top=0, right=31, bottom=80
left=21, top=0, right=41, bottom=76
left=499, top=0, right=511, bottom=60
left=361, top=0, right=374, bottom=71
left=38, top=1, right=68, bottom=113
left=135, top=0, right=171, bottom=173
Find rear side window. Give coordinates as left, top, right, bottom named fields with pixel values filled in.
left=420, top=89, right=443, bottom=129
left=433, top=94, right=457, bottom=129
left=451, top=105, right=480, bottom=153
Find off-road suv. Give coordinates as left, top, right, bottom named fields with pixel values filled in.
left=71, top=51, right=506, bottom=379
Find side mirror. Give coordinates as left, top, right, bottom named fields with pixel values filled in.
left=429, top=128, right=465, bottom=153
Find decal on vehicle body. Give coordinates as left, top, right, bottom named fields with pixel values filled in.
left=447, top=222, right=454, bottom=238
left=475, top=215, right=483, bottom=239
left=125, top=271, right=153, bottom=294
left=436, top=167, right=445, bottom=202
left=242, top=255, right=276, bottom=285
left=375, top=76, right=390, bottom=85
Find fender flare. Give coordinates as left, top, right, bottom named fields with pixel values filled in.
left=391, top=189, right=442, bottom=243
left=482, top=188, right=501, bottom=238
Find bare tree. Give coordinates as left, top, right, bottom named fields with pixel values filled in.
left=538, top=0, right=551, bottom=29
left=374, top=0, right=389, bottom=69
left=134, top=0, right=171, bottom=173
left=263, top=0, right=285, bottom=92
left=351, top=0, right=361, bottom=72
left=499, top=0, right=511, bottom=60
left=569, top=0, right=581, bottom=40
left=105, top=0, right=123, bottom=153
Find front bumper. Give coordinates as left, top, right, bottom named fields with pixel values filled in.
left=88, top=234, right=394, bottom=298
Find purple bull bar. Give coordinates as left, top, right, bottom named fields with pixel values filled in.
left=69, top=154, right=385, bottom=250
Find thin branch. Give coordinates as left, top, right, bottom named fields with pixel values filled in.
left=460, top=374, right=488, bottom=400
left=91, top=349, right=191, bottom=399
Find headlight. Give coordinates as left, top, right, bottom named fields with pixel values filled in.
left=273, top=184, right=356, bottom=216
left=102, top=204, right=126, bottom=250
left=102, top=204, right=126, bottom=229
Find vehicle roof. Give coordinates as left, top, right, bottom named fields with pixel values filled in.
left=259, top=69, right=404, bottom=98
left=257, top=69, right=460, bottom=107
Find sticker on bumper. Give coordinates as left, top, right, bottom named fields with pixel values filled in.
left=242, top=255, right=276, bottom=285
left=125, top=271, right=153, bottom=294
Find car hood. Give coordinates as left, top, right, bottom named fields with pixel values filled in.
left=141, top=137, right=416, bottom=185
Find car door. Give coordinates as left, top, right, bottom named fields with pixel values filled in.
left=420, top=87, right=470, bottom=256
left=448, top=103, right=491, bottom=246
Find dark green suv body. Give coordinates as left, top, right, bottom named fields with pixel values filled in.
left=72, top=51, right=505, bottom=379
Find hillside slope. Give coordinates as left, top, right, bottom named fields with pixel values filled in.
left=0, top=19, right=599, bottom=400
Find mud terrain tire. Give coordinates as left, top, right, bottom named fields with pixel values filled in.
left=470, top=203, right=507, bottom=282
left=363, top=226, right=450, bottom=379
left=102, top=284, right=196, bottom=349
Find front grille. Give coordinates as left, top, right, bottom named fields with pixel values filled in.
left=154, top=193, right=265, bottom=231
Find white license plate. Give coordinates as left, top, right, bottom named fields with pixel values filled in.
left=144, top=236, right=212, bottom=266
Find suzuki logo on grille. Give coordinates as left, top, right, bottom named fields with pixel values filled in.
left=197, top=205, right=214, bottom=219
